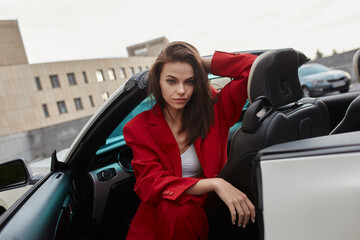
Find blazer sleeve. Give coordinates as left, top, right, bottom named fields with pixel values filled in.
left=123, top=119, right=201, bottom=205
left=211, top=51, right=257, bottom=127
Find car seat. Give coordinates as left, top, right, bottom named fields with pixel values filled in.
left=330, top=49, right=360, bottom=134
left=205, top=48, right=329, bottom=240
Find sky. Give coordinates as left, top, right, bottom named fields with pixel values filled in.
left=1, top=0, right=359, bottom=63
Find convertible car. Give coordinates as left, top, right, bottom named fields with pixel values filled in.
left=0, top=48, right=359, bottom=240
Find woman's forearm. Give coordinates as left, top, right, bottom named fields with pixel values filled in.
left=201, top=57, right=212, bottom=73
left=185, top=177, right=256, bottom=227
left=185, top=178, right=217, bottom=195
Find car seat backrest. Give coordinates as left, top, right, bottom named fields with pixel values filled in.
left=330, top=49, right=360, bottom=135
left=247, top=48, right=303, bottom=108
left=205, top=48, right=329, bottom=240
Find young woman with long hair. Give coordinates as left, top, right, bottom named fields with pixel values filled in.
left=123, top=41, right=257, bottom=239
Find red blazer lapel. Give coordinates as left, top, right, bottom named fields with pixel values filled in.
left=148, top=105, right=182, bottom=177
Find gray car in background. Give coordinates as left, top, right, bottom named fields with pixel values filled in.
left=298, top=63, right=351, bottom=97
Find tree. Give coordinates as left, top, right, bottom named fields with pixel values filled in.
left=316, top=49, right=324, bottom=59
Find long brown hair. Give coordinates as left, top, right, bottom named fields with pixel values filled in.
left=148, top=41, right=214, bottom=146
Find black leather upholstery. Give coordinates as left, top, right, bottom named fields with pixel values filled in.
left=247, top=48, right=304, bottom=108
left=330, top=96, right=360, bottom=134
left=330, top=49, right=360, bottom=134
left=205, top=49, right=329, bottom=240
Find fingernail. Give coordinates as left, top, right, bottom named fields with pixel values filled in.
left=232, top=222, right=235, bottom=225
left=242, top=224, right=246, bottom=228
left=252, top=219, right=255, bottom=223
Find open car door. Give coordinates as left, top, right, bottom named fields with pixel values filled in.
left=257, top=130, right=360, bottom=240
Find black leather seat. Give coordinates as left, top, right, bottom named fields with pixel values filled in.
left=205, top=48, right=329, bottom=240
left=330, top=49, right=360, bottom=134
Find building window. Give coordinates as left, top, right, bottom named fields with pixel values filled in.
left=129, top=67, right=135, bottom=76
left=42, top=104, right=49, bottom=117
left=134, top=47, right=148, bottom=55
left=119, top=68, right=126, bottom=78
left=50, top=75, right=60, bottom=88
left=57, top=101, right=67, bottom=114
left=96, top=70, right=104, bottom=82
left=34, top=77, right=42, bottom=90
left=108, top=69, right=116, bottom=80
left=82, top=71, right=88, bottom=83
left=138, top=66, right=142, bottom=73
left=67, top=73, right=77, bottom=86
left=89, top=95, right=95, bottom=107
left=102, top=92, right=109, bottom=101
left=74, top=98, right=84, bottom=111
left=145, top=66, right=149, bottom=70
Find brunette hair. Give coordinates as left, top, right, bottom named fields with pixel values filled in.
left=148, top=41, right=214, bottom=145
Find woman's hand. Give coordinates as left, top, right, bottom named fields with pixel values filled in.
left=213, top=178, right=255, bottom=227
left=185, top=178, right=256, bottom=227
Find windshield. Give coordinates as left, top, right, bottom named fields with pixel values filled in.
left=298, top=64, right=330, bottom=77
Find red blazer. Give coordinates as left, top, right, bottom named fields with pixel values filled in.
left=123, top=51, right=257, bottom=235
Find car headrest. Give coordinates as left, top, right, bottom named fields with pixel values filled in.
left=353, top=49, right=360, bottom=83
left=247, top=48, right=304, bottom=108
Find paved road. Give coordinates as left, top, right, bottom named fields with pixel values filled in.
left=351, top=81, right=360, bottom=91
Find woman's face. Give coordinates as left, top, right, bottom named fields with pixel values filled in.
left=159, top=61, right=195, bottom=114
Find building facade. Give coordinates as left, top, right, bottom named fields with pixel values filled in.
left=0, top=57, right=154, bottom=136
left=0, top=20, right=28, bottom=66
left=0, top=20, right=156, bottom=162
left=127, top=37, right=168, bottom=57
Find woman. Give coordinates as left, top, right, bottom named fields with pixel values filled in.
left=123, top=41, right=257, bottom=239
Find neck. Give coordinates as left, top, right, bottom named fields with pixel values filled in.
left=164, top=107, right=183, bottom=128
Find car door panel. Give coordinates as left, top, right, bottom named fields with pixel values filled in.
left=88, top=162, right=133, bottom=224
left=0, top=170, right=75, bottom=240
left=256, top=131, right=360, bottom=240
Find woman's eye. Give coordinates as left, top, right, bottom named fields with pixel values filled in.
left=186, top=80, right=194, bottom=85
left=167, top=79, right=175, bottom=84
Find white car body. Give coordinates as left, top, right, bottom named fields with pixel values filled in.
left=260, top=135, right=360, bottom=240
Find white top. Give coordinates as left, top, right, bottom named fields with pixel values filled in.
left=180, top=144, right=203, bottom=177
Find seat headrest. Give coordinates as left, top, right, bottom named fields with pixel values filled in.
left=353, top=49, right=360, bottom=83
left=247, top=48, right=304, bottom=107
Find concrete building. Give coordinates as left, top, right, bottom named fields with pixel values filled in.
left=0, top=20, right=155, bottom=162
left=0, top=20, right=28, bottom=66
left=127, top=37, right=168, bottom=57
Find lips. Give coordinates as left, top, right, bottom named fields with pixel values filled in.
left=173, top=98, right=187, bottom=103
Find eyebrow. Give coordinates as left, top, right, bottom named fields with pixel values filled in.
left=165, top=75, right=194, bottom=81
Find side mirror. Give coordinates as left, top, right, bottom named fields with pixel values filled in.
left=0, top=159, right=30, bottom=192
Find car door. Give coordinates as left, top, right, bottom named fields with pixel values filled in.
left=257, top=130, right=360, bottom=240
left=0, top=77, right=148, bottom=239
left=4, top=173, right=76, bottom=239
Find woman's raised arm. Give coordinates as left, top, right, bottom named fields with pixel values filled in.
left=201, top=56, right=212, bottom=73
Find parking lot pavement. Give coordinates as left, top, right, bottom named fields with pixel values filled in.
left=351, top=81, right=360, bottom=91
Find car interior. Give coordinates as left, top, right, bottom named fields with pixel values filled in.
left=205, top=48, right=331, bottom=239
left=1, top=49, right=359, bottom=240
left=330, top=49, right=360, bottom=134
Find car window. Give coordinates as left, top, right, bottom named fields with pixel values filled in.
left=298, top=64, right=330, bottom=77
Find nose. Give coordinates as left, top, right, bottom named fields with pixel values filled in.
left=177, top=83, right=185, bottom=95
